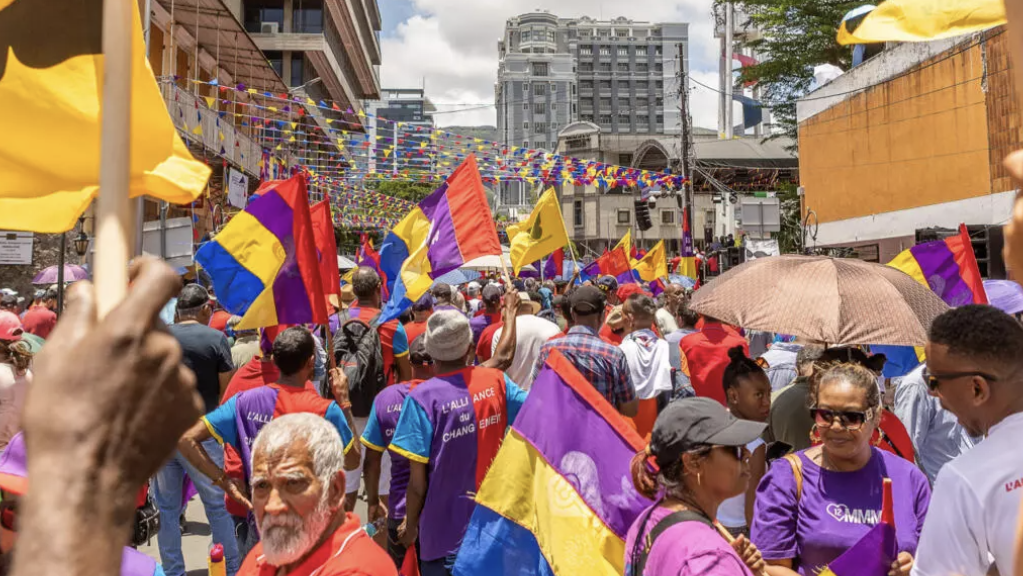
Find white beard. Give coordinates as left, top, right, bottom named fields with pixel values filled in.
left=259, top=495, right=334, bottom=567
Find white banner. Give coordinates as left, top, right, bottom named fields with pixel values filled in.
left=227, top=169, right=249, bottom=209
left=0, top=231, right=33, bottom=265
left=745, top=239, right=780, bottom=260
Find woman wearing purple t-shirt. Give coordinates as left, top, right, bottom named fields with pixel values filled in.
left=751, top=364, right=931, bottom=576
left=625, top=397, right=768, bottom=576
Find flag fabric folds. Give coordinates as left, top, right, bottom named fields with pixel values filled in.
left=837, top=0, right=1005, bottom=45
left=453, top=349, right=651, bottom=576
left=0, top=0, right=211, bottom=233
left=633, top=240, right=669, bottom=282
left=510, top=188, right=570, bottom=275
left=887, top=224, right=988, bottom=307
left=310, top=201, right=341, bottom=310
left=677, top=207, right=698, bottom=279
left=379, top=155, right=501, bottom=322
left=544, top=248, right=565, bottom=280
left=357, top=235, right=390, bottom=300
left=819, top=479, right=897, bottom=576
left=196, top=175, right=327, bottom=330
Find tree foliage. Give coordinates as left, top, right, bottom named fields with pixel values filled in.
left=724, top=0, right=863, bottom=141
left=773, top=182, right=804, bottom=254
left=365, top=180, right=437, bottom=203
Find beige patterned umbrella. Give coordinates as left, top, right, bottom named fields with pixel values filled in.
left=688, top=255, right=950, bottom=346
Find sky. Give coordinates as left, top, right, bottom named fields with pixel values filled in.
left=377, top=0, right=723, bottom=131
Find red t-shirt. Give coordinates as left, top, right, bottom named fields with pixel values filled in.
left=238, top=512, right=397, bottom=576
left=679, top=322, right=748, bottom=405
left=598, top=323, right=624, bottom=346
left=475, top=322, right=503, bottom=362
left=404, top=320, right=428, bottom=349
left=21, top=306, right=55, bottom=339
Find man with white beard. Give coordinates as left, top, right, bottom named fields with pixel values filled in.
left=238, top=413, right=396, bottom=575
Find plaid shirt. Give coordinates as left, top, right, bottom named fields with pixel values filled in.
left=530, top=325, right=636, bottom=408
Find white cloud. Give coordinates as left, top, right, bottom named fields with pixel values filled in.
left=380, top=0, right=722, bottom=130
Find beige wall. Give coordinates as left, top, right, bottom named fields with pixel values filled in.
left=799, top=40, right=992, bottom=224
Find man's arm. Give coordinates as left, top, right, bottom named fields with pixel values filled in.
left=395, top=355, right=412, bottom=384
left=216, top=334, right=236, bottom=401
left=328, top=368, right=362, bottom=470
left=482, top=288, right=519, bottom=371
left=12, top=259, right=202, bottom=576
left=400, top=461, right=428, bottom=546
left=178, top=399, right=252, bottom=508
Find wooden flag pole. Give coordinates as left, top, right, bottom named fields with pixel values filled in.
left=95, top=0, right=134, bottom=318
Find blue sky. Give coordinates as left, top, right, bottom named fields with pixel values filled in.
left=376, top=0, right=726, bottom=129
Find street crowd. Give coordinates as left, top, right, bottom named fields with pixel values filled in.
left=0, top=256, right=1021, bottom=576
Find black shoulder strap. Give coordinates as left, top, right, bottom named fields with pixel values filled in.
left=630, top=509, right=715, bottom=576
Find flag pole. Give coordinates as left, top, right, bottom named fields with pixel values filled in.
left=95, top=0, right=134, bottom=318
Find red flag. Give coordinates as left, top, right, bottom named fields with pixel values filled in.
left=598, top=247, right=631, bottom=277
left=400, top=547, right=420, bottom=576
left=310, top=200, right=341, bottom=310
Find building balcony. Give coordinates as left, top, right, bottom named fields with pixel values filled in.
left=161, top=83, right=280, bottom=178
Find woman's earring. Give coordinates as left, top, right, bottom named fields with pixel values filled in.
left=809, top=424, right=822, bottom=444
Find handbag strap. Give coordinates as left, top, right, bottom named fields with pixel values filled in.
left=630, top=506, right=715, bottom=576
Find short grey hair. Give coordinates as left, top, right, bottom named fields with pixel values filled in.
left=251, top=413, right=345, bottom=487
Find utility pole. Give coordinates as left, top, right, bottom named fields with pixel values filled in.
left=724, top=2, right=734, bottom=140
left=678, top=42, right=696, bottom=260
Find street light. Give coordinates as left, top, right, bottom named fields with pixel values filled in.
left=73, top=217, right=89, bottom=257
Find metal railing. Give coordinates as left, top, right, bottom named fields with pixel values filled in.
left=161, top=83, right=271, bottom=177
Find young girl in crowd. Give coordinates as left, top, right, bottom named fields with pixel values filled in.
left=626, top=397, right=767, bottom=576
left=719, top=347, right=772, bottom=539
left=751, top=363, right=931, bottom=576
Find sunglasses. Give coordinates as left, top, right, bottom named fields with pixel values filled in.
left=810, top=408, right=873, bottom=431
left=711, top=445, right=745, bottom=460
left=922, top=369, right=998, bottom=392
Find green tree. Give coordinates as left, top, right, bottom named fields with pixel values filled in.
left=366, top=180, right=437, bottom=203
left=773, top=182, right=803, bottom=254
left=724, top=0, right=863, bottom=142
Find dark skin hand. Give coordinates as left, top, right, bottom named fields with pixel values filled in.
left=482, top=287, right=519, bottom=371
left=397, top=460, right=427, bottom=548
left=11, top=258, right=203, bottom=576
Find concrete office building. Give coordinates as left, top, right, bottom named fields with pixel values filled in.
left=233, top=0, right=382, bottom=126
left=495, top=11, right=689, bottom=216
left=363, top=88, right=436, bottom=175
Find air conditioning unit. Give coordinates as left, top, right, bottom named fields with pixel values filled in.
left=260, top=22, right=279, bottom=34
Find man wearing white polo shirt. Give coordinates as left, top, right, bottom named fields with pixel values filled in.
left=913, top=305, right=1023, bottom=576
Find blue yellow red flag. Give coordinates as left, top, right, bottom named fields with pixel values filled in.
left=195, top=175, right=328, bottom=330
left=837, top=0, right=1004, bottom=45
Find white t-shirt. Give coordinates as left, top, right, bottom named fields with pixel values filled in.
left=912, top=411, right=1023, bottom=576
left=619, top=329, right=673, bottom=400
left=717, top=438, right=766, bottom=528
left=0, top=364, right=29, bottom=450
left=491, top=315, right=562, bottom=390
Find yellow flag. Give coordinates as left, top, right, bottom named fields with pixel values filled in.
left=615, top=230, right=633, bottom=264
left=509, top=188, right=569, bottom=275
left=633, top=240, right=668, bottom=282
left=837, top=0, right=1004, bottom=44
left=677, top=257, right=698, bottom=280
left=0, top=0, right=210, bottom=233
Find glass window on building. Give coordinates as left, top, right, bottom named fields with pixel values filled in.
left=551, top=102, right=557, bottom=111
left=532, top=62, right=549, bottom=76
left=290, top=54, right=304, bottom=87
left=655, top=45, right=663, bottom=56
left=618, top=47, right=629, bottom=57
left=655, top=80, right=663, bottom=90
left=637, top=63, right=648, bottom=73
left=534, top=102, right=546, bottom=114
left=619, top=153, right=633, bottom=165
left=617, top=210, right=631, bottom=224
left=243, top=0, right=284, bottom=33
left=617, top=115, right=630, bottom=127
left=656, top=114, right=664, bottom=125
left=655, top=63, right=663, bottom=73
left=599, top=63, right=612, bottom=73
left=265, top=50, right=284, bottom=78
left=616, top=29, right=629, bottom=38
left=599, top=114, right=612, bottom=125
left=573, top=200, right=583, bottom=227
left=661, top=210, right=676, bottom=224
left=534, top=84, right=547, bottom=95
left=551, top=83, right=557, bottom=92
left=617, top=63, right=629, bottom=73
left=522, top=30, right=531, bottom=41
left=636, top=80, right=649, bottom=90
left=599, top=45, right=611, bottom=56
left=580, top=80, right=593, bottom=90
left=599, top=97, right=611, bottom=108
left=580, top=46, right=593, bottom=55
left=294, top=0, right=323, bottom=33
left=547, top=30, right=556, bottom=42
left=599, top=80, right=611, bottom=90
left=523, top=121, right=530, bottom=130
left=534, top=122, right=546, bottom=133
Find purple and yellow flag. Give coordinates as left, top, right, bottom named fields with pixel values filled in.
left=453, top=349, right=652, bottom=575
left=195, top=175, right=327, bottom=330
left=887, top=224, right=988, bottom=307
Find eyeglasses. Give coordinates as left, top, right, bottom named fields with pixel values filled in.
left=923, top=369, right=998, bottom=392
left=712, top=445, right=745, bottom=461
left=810, top=408, right=872, bottom=431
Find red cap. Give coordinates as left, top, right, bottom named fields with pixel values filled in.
left=0, top=311, right=23, bottom=342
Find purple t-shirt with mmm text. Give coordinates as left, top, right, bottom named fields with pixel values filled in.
left=624, top=504, right=754, bottom=576
left=751, top=447, right=931, bottom=576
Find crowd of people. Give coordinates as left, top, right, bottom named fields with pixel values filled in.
left=1, top=256, right=1022, bottom=576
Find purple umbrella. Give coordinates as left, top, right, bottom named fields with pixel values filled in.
left=32, top=264, right=90, bottom=285
left=984, top=280, right=1023, bottom=315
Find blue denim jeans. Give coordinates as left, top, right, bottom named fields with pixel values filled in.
left=154, top=439, right=241, bottom=576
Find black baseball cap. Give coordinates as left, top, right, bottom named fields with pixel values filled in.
left=482, top=284, right=503, bottom=304
left=597, top=276, right=618, bottom=293
left=649, top=397, right=766, bottom=469
left=569, top=285, right=605, bottom=315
